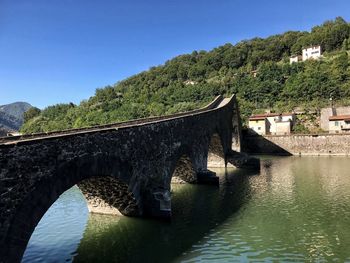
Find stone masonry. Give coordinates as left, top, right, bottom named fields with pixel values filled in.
left=0, top=95, right=259, bottom=262
left=243, top=133, right=350, bottom=155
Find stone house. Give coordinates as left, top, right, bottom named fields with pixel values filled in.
left=329, top=115, right=350, bottom=133
left=321, top=106, right=350, bottom=132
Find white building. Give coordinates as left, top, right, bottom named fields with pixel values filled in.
left=6, top=132, right=22, bottom=137
left=184, top=80, right=197, bottom=85
left=248, top=113, right=295, bottom=135
left=302, top=45, right=322, bottom=61
left=267, top=114, right=295, bottom=135
left=290, top=55, right=302, bottom=64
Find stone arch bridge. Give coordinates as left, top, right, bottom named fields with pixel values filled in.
left=0, top=95, right=258, bottom=262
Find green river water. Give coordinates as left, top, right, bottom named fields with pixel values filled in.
left=22, top=156, right=350, bottom=262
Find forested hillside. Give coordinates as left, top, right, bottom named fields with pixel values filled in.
left=21, top=17, right=350, bottom=133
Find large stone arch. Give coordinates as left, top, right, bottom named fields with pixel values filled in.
left=1, top=153, right=139, bottom=263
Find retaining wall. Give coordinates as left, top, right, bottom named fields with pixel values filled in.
left=242, top=133, right=350, bottom=155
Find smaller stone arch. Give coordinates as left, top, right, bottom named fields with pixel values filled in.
left=208, top=130, right=260, bottom=169
left=168, top=142, right=220, bottom=186
left=78, top=176, right=139, bottom=216
left=231, top=97, right=242, bottom=152
left=171, top=154, right=197, bottom=184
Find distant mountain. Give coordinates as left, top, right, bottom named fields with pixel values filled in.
left=0, top=128, right=7, bottom=137
left=0, top=102, right=32, bottom=132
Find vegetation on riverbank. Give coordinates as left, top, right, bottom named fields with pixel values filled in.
left=21, top=17, right=350, bottom=133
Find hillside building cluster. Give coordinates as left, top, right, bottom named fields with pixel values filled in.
left=249, top=106, right=350, bottom=136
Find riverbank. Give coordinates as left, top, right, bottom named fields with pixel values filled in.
left=242, top=133, right=350, bottom=156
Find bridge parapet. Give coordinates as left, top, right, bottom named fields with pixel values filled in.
left=0, top=96, right=223, bottom=145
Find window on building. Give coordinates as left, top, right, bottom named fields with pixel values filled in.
left=256, top=120, right=258, bottom=123
left=335, top=121, right=339, bottom=126
left=258, top=127, right=261, bottom=130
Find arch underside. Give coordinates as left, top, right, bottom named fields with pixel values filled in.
left=0, top=154, right=142, bottom=263
left=78, top=176, right=139, bottom=216
left=208, top=133, right=233, bottom=168
left=207, top=131, right=260, bottom=170
left=171, top=155, right=197, bottom=184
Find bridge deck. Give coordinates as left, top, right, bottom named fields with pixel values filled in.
left=0, top=95, right=232, bottom=146
left=216, top=98, right=231, bottom=108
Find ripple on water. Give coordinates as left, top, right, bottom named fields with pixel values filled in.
left=176, top=157, right=350, bottom=262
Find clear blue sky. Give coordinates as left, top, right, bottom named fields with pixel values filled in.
left=1, top=0, right=349, bottom=108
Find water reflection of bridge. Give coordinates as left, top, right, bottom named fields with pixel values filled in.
left=74, top=168, right=256, bottom=263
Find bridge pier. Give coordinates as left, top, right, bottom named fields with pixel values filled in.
left=226, top=151, right=260, bottom=170
left=196, top=170, right=219, bottom=185
left=141, top=188, right=172, bottom=220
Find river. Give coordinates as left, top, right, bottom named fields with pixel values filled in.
left=22, top=156, right=350, bottom=262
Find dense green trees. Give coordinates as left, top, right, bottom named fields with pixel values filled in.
left=23, top=107, right=41, bottom=123
left=291, top=17, right=350, bottom=54
left=21, top=17, right=350, bottom=133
